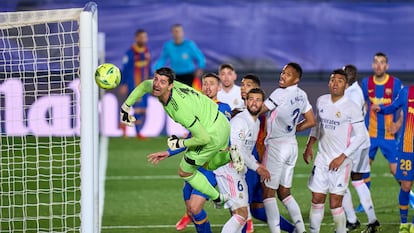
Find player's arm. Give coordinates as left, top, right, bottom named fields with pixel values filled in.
left=373, top=89, right=404, bottom=114
left=259, top=89, right=278, bottom=115
left=296, top=108, right=316, bottom=132
left=120, top=80, right=153, bottom=126
left=168, top=115, right=210, bottom=150
left=303, top=102, right=320, bottom=164
left=329, top=119, right=367, bottom=170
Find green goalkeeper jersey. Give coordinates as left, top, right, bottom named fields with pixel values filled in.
left=125, top=80, right=222, bottom=147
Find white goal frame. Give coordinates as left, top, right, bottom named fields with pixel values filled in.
left=0, top=2, right=99, bottom=232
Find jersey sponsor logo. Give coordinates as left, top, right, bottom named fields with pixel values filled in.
left=369, top=97, right=392, bottom=105
left=368, top=89, right=374, bottom=93
left=408, top=107, right=414, bottom=115
left=409, top=99, right=414, bottom=103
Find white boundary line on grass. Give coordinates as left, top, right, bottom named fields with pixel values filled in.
left=106, top=173, right=394, bottom=181
left=102, top=222, right=399, bottom=229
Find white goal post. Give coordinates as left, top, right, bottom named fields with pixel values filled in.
left=0, top=2, right=98, bottom=233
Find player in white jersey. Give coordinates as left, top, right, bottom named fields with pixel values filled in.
left=342, top=65, right=380, bottom=232
left=260, top=62, right=316, bottom=233
left=303, top=69, right=367, bottom=233
left=217, top=63, right=244, bottom=110
left=215, top=88, right=270, bottom=233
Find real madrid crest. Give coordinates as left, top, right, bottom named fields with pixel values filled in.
left=336, top=112, right=341, bottom=118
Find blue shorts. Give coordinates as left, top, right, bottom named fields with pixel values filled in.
left=396, top=152, right=414, bottom=181
left=133, top=93, right=149, bottom=109
left=369, top=137, right=398, bottom=163
left=246, top=168, right=263, bottom=204
left=183, top=167, right=216, bottom=201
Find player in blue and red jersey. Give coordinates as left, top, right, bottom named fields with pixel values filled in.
left=119, top=29, right=152, bottom=137
left=360, top=52, right=404, bottom=212
left=372, top=85, right=414, bottom=233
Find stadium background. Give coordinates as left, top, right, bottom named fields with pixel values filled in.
left=1, top=1, right=414, bottom=232
left=3, top=0, right=414, bottom=137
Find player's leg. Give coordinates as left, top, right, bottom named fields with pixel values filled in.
left=397, top=152, right=414, bottom=233
left=309, top=192, right=326, bottom=233
left=179, top=155, right=222, bottom=202
left=176, top=182, right=193, bottom=231
left=189, top=194, right=211, bottom=233
left=216, top=172, right=248, bottom=232
left=222, top=207, right=248, bottom=233
left=329, top=193, right=346, bottom=233
left=180, top=117, right=231, bottom=202
left=277, top=143, right=306, bottom=233
left=188, top=168, right=216, bottom=233
left=262, top=144, right=283, bottom=233
left=356, top=138, right=378, bottom=213
left=329, top=161, right=352, bottom=233
left=246, top=170, right=295, bottom=233
left=342, top=187, right=360, bottom=231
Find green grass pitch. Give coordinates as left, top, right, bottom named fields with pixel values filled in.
left=102, top=136, right=403, bottom=233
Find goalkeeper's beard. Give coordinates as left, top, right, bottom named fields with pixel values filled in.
left=248, top=106, right=261, bottom=116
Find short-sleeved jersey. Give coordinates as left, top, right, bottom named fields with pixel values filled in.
left=380, top=86, right=414, bottom=153
left=121, top=44, right=151, bottom=93
left=217, top=85, right=244, bottom=110
left=311, top=95, right=365, bottom=167
left=344, top=82, right=370, bottom=149
left=361, top=74, right=403, bottom=139
left=215, top=109, right=260, bottom=176
left=264, top=85, right=312, bottom=141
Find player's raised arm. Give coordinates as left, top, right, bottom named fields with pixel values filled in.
left=120, top=79, right=153, bottom=126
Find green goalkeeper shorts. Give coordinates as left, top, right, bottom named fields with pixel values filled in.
left=180, top=112, right=230, bottom=173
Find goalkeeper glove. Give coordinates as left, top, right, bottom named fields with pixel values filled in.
left=167, top=135, right=185, bottom=150
left=120, top=103, right=136, bottom=127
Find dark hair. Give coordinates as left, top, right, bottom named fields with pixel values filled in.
left=286, top=62, right=303, bottom=79
left=155, top=67, right=175, bottom=84
left=374, top=52, right=388, bottom=63
left=218, top=63, right=235, bottom=72
left=171, top=23, right=183, bottom=30
left=242, top=73, right=261, bottom=87
left=331, top=68, right=348, bottom=82
left=202, top=72, right=220, bottom=82
left=247, top=88, right=265, bottom=101
left=135, top=29, right=146, bottom=36
left=343, top=64, right=357, bottom=84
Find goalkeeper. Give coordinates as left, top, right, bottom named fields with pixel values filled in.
left=120, top=67, right=243, bottom=205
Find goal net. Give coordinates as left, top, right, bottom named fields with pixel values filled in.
left=0, top=3, right=98, bottom=232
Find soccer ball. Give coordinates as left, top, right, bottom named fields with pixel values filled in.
left=94, top=63, right=121, bottom=89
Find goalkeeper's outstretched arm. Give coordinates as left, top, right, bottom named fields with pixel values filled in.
left=120, top=80, right=153, bottom=126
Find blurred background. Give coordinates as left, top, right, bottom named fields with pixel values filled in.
left=1, top=0, right=414, bottom=136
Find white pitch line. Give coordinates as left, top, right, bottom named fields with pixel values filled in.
left=102, top=222, right=399, bottom=229
left=106, top=172, right=393, bottom=180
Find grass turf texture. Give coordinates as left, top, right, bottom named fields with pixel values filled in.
left=102, top=136, right=401, bottom=233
